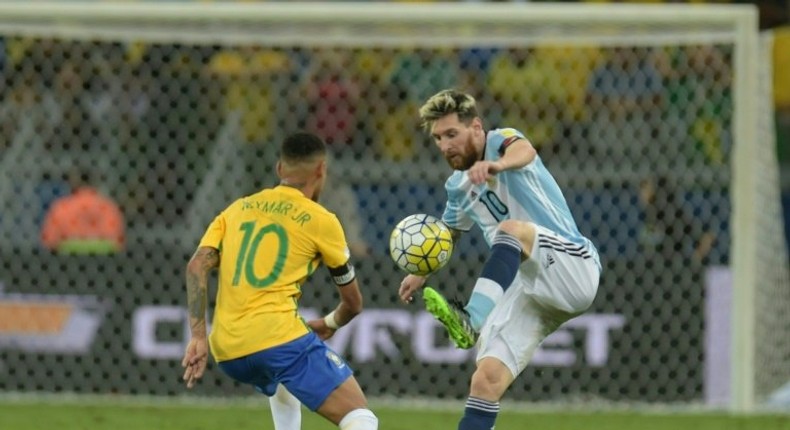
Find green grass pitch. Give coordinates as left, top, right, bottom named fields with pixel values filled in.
left=1, top=398, right=789, bottom=430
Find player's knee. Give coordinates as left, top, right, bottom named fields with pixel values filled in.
left=469, top=366, right=509, bottom=401
left=497, top=219, right=521, bottom=235
left=497, top=220, right=536, bottom=255
left=338, top=408, right=378, bottom=430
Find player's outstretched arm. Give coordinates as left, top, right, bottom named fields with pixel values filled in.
left=182, top=246, right=219, bottom=388
left=467, top=137, right=537, bottom=185
left=398, top=274, right=427, bottom=304
left=309, top=275, right=363, bottom=340
left=332, top=277, right=364, bottom=324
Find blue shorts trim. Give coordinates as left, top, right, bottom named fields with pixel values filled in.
left=217, top=332, right=353, bottom=411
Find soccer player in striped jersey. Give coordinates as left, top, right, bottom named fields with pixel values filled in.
left=398, top=89, right=601, bottom=430
left=182, top=132, right=378, bottom=430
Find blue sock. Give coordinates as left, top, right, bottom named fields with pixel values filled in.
left=465, top=231, right=523, bottom=330
left=458, top=397, right=499, bottom=430
left=480, top=231, right=523, bottom=291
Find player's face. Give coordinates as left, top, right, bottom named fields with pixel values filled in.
left=431, top=114, right=481, bottom=171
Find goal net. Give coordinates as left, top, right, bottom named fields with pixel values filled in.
left=0, top=2, right=786, bottom=411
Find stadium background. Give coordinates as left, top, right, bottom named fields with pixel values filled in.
left=0, top=0, right=788, bottom=415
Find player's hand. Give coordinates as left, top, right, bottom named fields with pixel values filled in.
left=399, top=274, right=427, bottom=304
left=181, top=337, right=208, bottom=389
left=307, top=318, right=337, bottom=340
left=467, top=160, right=503, bottom=185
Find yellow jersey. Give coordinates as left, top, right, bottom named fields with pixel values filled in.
left=198, top=185, right=350, bottom=361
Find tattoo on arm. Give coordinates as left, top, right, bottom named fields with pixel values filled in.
left=186, top=248, right=219, bottom=337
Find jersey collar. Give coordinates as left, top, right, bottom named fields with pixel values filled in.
left=274, top=184, right=307, bottom=198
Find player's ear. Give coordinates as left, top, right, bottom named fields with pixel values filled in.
left=472, top=117, right=484, bottom=133
left=315, top=159, right=327, bottom=179
left=275, top=160, right=283, bottom=178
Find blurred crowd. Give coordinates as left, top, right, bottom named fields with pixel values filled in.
left=0, top=16, right=785, bottom=259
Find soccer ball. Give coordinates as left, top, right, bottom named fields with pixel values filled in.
left=389, top=214, right=454, bottom=276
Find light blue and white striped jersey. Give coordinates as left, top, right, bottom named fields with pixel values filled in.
left=441, top=128, right=600, bottom=268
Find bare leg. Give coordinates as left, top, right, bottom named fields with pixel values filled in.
left=315, top=376, right=372, bottom=425
left=458, top=357, right=515, bottom=430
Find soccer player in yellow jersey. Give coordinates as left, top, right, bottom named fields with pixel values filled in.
left=181, top=132, right=378, bottom=430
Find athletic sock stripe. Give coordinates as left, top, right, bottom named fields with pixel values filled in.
left=492, top=233, right=522, bottom=251
left=466, top=397, right=500, bottom=413
left=466, top=404, right=500, bottom=413
left=467, top=398, right=499, bottom=408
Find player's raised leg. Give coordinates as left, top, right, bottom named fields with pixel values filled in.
left=424, top=220, right=533, bottom=349
left=423, top=286, right=477, bottom=349
left=464, top=221, right=530, bottom=329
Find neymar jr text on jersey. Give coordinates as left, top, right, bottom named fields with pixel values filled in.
left=241, top=199, right=312, bottom=227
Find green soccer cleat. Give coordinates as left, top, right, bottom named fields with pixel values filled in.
left=422, top=286, right=478, bottom=349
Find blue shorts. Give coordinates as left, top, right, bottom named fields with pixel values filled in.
left=217, top=332, right=353, bottom=411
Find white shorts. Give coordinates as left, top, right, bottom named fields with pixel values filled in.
left=476, top=225, right=601, bottom=377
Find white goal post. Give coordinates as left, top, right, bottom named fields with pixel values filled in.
left=0, top=1, right=784, bottom=413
